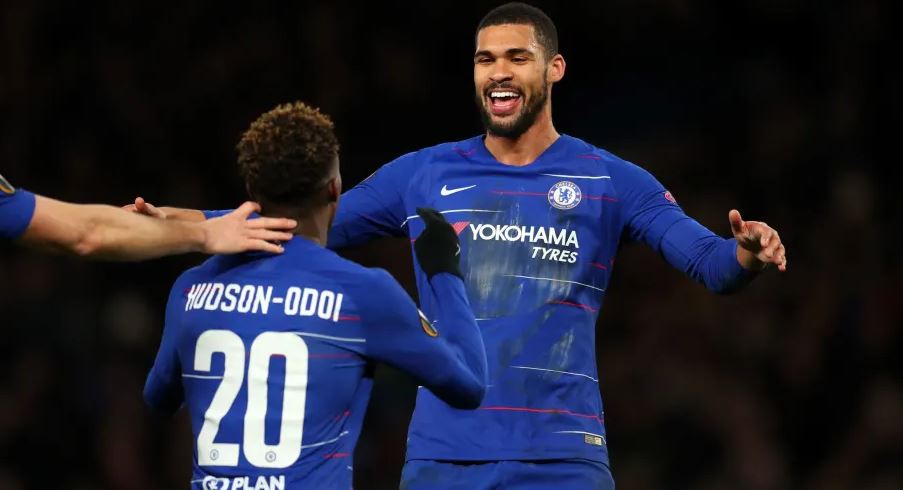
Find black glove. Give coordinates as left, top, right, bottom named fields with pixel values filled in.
left=414, top=207, right=462, bottom=279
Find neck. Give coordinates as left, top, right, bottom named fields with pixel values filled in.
left=484, top=106, right=559, bottom=166
left=261, top=203, right=332, bottom=247
left=293, top=214, right=330, bottom=247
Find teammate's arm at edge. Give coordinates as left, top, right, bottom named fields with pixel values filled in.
left=21, top=196, right=295, bottom=260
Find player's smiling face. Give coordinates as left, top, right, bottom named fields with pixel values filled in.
left=474, top=24, right=560, bottom=138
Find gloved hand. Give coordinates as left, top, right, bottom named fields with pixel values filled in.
left=414, top=207, right=462, bottom=279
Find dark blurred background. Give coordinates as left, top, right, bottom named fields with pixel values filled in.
left=1, top=0, right=900, bottom=489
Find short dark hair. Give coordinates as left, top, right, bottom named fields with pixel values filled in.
left=236, top=101, right=339, bottom=208
left=476, top=2, right=558, bottom=58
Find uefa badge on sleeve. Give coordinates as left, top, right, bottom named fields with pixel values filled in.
left=0, top=173, right=14, bottom=195
left=548, top=181, right=582, bottom=210
left=418, top=310, right=439, bottom=337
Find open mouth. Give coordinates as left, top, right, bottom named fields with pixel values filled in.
left=487, top=89, right=522, bottom=116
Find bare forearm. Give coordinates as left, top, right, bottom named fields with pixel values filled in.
left=157, top=207, right=207, bottom=222
left=81, top=212, right=206, bottom=260
left=22, top=196, right=206, bottom=260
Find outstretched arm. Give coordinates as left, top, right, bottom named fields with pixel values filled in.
left=127, top=153, right=414, bottom=250
left=617, top=162, right=786, bottom=293
left=22, top=197, right=295, bottom=259
left=654, top=209, right=786, bottom=294
left=123, top=197, right=207, bottom=222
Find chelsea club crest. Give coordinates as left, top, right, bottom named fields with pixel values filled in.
left=548, top=181, right=582, bottom=210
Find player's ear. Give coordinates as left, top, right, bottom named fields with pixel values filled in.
left=548, top=53, right=565, bottom=83
left=325, top=177, right=339, bottom=203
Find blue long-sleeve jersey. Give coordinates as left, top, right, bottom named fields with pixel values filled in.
left=144, top=237, right=487, bottom=489
left=0, top=174, right=36, bottom=239
left=327, top=134, right=755, bottom=465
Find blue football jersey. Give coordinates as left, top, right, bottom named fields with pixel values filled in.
left=0, top=173, right=36, bottom=239
left=328, top=134, right=754, bottom=465
left=144, top=237, right=487, bottom=489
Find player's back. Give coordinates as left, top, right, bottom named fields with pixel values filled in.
left=146, top=233, right=487, bottom=489
left=149, top=238, right=395, bottom=489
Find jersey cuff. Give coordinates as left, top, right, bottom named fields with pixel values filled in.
left=1, top=188, right=37, bottom=239
left=720, top=238, right=758, bottom=291
left=202, top=209, right=232, bottom=220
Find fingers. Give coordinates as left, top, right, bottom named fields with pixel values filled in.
left=246, top=216, right=297, bottom=230
left=232, top=201, right=262, bottom=220
left=133, top=197, right=166, bottom=219
left=728, top=209, right=745, bottom=237
left=775, top=244, right=788, bottom=272
left=247, top=229, right=294, bottom=243
left=754, top=226, right=788, bottom=271
left=135, top=197, right=149, bottom=213
left=122, top=197, right=144, bottom=212
left=243, top=239, right=286, bottom=254
left=757, top=225, right=775, bottom=248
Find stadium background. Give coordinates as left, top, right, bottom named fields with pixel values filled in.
left=0, top=1, right=899, bottom=488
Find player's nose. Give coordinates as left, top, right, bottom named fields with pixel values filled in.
left=489, top=61, right=514, bottom=83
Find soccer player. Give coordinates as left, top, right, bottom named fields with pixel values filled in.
left=139, top=3, right=788, bottom=488
left=143, top=103, right=487, bottom=490
left=0, top=173, right=296, bottom=259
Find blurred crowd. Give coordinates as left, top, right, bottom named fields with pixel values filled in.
left=0, top=1, right=899, bottom=489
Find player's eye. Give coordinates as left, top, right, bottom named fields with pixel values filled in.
left=475, top=57, right=493, bottom=65
left=512, top=57, right=528, bottom=64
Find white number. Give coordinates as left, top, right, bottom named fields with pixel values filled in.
left=196, top=330, right=244, bottom=466
left=244, top=332, right=308, bottom=467
left=193, top=330, right=309, bottom=468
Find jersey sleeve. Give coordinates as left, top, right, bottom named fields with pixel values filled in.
left=357, top=269, right=487, bottom=409
left=614, top=161, right=755, bottom=294
left=202, top=209, right=231, bottom=220
left=144, top=277, right=188, bottom=415
left=327, top=153, right=416, bottom=250
left=202, top=209, right=262, bottom=220
left=0, top=178, right=37, bottom=239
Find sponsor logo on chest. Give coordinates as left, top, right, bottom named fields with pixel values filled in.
left=458, top=222, right=580, bottom=263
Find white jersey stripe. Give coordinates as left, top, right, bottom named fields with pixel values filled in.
left=293, top=332, right=366, bottom=343
left=554, top=430, right=607, bottom=441
left=510, top=365, right=599, bottom=383
left=504, top=274, right=605, bottom=292
left=300, top=430, right=351, bottom=449
left=541, top=174, right=611, bottom=180
left=401, top=209, right=502, bottom=227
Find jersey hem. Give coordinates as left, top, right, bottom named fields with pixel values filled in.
left=404, top=449, right=610, bottom=465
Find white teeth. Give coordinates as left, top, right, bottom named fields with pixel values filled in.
left=490, top=91, right=519, bottom=98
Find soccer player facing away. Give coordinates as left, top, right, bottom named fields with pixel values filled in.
left=143, top=103, right=487, bottom=490
left=0, top=172, right=295, bottom=259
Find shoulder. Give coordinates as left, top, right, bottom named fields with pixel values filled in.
left=559, top=135, right=641, bottom=172
left=562, top=135, right=660, bottom=185
left=335, top=265, right=410, bottom=317
left=386, top=136, right=483, bottom=169
left=331, top=263, right=401, bottom=296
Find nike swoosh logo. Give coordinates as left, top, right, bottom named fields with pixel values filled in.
left=440, top=184, right=477, bottom=196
